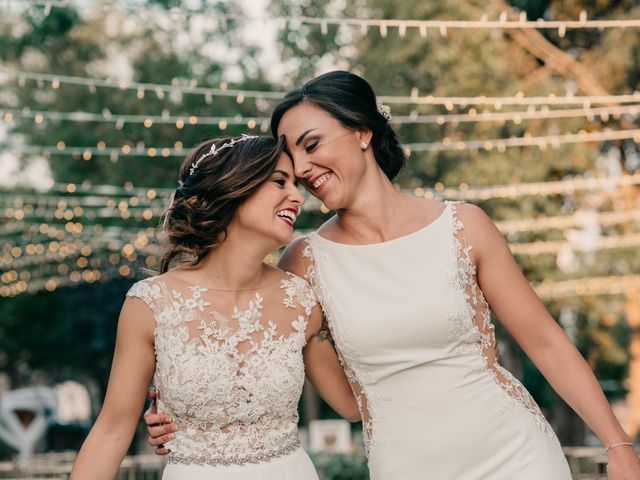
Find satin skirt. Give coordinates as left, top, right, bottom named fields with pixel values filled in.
left=161, top=447, right=319, bottom=480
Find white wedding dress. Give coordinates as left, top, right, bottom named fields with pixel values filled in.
left=126, top=271, right=319, bottom=480
left=300, top=201, right=572, bottom=480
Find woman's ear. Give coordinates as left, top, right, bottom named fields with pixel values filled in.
left=356, top=128, right=373, bottom=147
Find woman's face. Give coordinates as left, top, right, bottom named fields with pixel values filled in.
left=277, top=102, right=372, bottom=210
left=231, top=153, right=304, bottom=247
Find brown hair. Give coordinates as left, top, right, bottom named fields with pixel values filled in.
left=270, top=71, right=405, bottom=180
left=159, top=135, right=285, bottom=273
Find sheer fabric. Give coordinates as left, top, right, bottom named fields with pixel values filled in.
left=127, top=272, right=319, bottom=478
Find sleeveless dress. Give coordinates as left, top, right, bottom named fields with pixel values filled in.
left=126, top=272, right=319, bottom=480
left=300, top=201, right=572, bottom=480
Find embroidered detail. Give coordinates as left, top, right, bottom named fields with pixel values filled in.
left=125, top=275, right=310, bottom=466
left=167, top=438, right=300, bottom=467
left=281, top=272, right=317, bottom=315
left=301, top=238, right=387, bottom=470
left=445, top=201, right=554, bottom=437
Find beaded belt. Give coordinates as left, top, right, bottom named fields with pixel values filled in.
left=167, top=438, right=301, bottom=467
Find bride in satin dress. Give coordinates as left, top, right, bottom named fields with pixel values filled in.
left=147, top=72, right=640, bottom=480
left=71, top=135, right=358, bottom=480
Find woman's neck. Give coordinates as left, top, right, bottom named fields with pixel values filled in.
left=333, top=170, right=417, bottom=243
left=187, top=235, right=273, bottom=290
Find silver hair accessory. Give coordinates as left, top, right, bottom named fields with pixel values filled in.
left=377, top=103, right=392, bottom=121
left=189, top=134, right=258, bottom=176
left=162, top=191, right=176, bottom=233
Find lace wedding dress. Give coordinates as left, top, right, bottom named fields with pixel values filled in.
left=300, top=201, right=572, bottom=479
left=126, top=271, right=319, bottom=479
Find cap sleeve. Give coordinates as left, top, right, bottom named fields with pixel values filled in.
left=280, top=272, right=317, bottom=316
left=126, top=277, right=163, bottom=316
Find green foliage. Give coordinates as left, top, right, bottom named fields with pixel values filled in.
left=1, top=0, right=639, bottom=451
left=310, top=452, right=370, bottom=480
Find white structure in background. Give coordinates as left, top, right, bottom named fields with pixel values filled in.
left=0, top=382, right=91, bottom=458
left=55, top=381, right=91, bottom=425
left=0, top=387, right=56, bottom=459
left=309, top=419, right=352, bottom=454
left=557, top=209, right=602, bottom=273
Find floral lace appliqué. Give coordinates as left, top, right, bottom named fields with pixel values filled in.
left=126, top=275, right=311, bottom=466
left=302, top=238, right=387, bottom=473
left=445, top=201, right=554, bottom=437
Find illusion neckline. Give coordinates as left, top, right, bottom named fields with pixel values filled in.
left=311, top=202, right=450, bottom=248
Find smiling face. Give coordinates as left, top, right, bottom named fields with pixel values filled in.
left=277, top=102, right=372, bottom=210
left=229, top=153, right=304, bottom=248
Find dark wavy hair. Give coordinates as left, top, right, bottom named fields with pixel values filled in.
left=159, top=135, right=285, bottom=273
left=270, top=71, right=405, bottom=180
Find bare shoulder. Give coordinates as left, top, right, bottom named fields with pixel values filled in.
left=454, top=202, right=495, bottom=230
left=453, top=202, right=507, bottom=258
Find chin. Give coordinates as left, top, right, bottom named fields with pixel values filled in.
left=268, top=230, right=292, bottom=248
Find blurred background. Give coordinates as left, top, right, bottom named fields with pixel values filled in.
left=1, top=0, right=640, bottom=478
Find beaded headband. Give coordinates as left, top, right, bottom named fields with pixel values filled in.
left=164, top=134, right=258, bottom=232
left=189, top=134, right=258, bottom=176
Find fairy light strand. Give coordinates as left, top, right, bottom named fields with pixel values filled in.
left=11, top=3, right=640, bottom=31
left=3, top=67, right=640, bottom=107
left=3, top=104, right=640, bottom=127
left=405, top=128, right=640, bottom=153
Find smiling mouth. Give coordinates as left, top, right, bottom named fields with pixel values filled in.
left=276, top=208, right=298, bottom=227
left=310, top=173, right=331, bottom=190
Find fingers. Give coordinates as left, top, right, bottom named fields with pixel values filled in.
left=155, top=446, right=171, bottom=455
left=148, top=423, right=176, bottom=439
left=148, top=430, right=176, bottom=447
left=144, top=412, right=171, bottom=426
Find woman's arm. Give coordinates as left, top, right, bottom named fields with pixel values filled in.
left=303, top=305, right=361, bottom=422
left=281, top=237, right=360, bottom=421
left=71, top=297, right=156, bottom=479
left=458, top=203, right=640, bottom=477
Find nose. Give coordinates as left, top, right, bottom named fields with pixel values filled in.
left=293, top=155, right=312, bottom=179
left=289, top=183, right=305, bottom=206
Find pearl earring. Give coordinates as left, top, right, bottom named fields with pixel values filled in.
left=361, top=142, right=368, bottom=150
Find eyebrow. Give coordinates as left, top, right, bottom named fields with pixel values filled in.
left=273, top=169, right=290, bottom=178
left=295, top=128, right=317, bottom=146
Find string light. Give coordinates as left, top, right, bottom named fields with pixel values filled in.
left=0, top=67, right=283, bottom=102
left=3, top=171, right=640, bottom=221
left=495, top=208, right=640, bottom=234
left=510, top=232, right=640, bottom=256
left=3, top=104, right=639, bottom=128
left=13, top=4, right=640, bottom=31
left=535, top=275, right=640, bottom=300
left=8, top=126, right=640, bottom=163
left=406, top=128, right=640, bottom=153
left=421, top=173, right=640, bottom=201
left=4, top=67, right=640, bottom=108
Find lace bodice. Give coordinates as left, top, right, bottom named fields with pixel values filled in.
left=126, top=271, right=317, bottom=467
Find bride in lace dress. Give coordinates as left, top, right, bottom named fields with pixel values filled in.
left=71, top=135, right=358, bottom=479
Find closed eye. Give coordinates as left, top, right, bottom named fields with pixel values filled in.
left=304, top=140, right=319, bottom=153
left=273, top=178, right=286, bottom=188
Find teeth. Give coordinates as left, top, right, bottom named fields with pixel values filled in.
left=311, top=173, right=330, bottom=189
left=277, top=209, right=297, bottom=224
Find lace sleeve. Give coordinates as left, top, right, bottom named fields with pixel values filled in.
left=126, top=277, right=163, bottom=317
left=281, top=272, right=317, bottom=315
